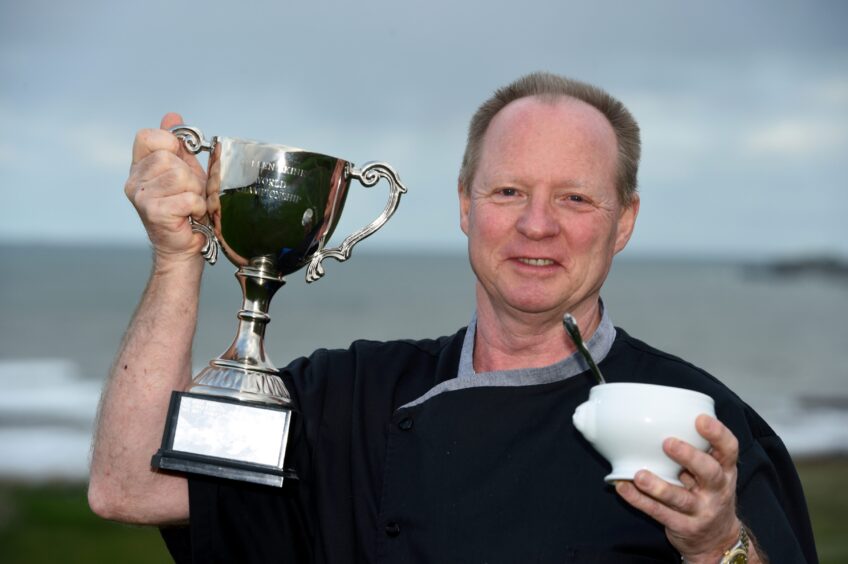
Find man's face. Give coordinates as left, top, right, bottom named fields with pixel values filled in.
left=459, top=96, right=639, bottom=319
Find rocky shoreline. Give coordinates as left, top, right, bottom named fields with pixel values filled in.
left=746, top=254, right=848, bottom=282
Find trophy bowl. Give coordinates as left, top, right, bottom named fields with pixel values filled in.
left=209, top=138, right=350, bottom=275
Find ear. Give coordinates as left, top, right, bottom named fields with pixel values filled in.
left=458, top=181, right=471, bottom=236
left=613, top=194, right=639, bottom=254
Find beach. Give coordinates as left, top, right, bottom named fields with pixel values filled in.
left=0, top=244, right=846, bottom=561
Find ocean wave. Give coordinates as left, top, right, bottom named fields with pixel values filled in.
left=0, top=359, right=100, bottom=421
left=0, top=358, right=845, bottom=481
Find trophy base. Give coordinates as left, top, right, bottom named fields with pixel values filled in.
left=152, top=391, right=297, bottom=488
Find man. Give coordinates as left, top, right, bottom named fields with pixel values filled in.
left=89, top=72, right=816, bottom=563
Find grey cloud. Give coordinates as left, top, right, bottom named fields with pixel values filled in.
left=1, top=0, right=845, bottom=256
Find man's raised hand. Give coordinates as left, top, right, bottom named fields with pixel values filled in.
left=125, top=112, right=208, bottom=265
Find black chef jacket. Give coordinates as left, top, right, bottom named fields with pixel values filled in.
left=161, top=327, right=817, bottom=563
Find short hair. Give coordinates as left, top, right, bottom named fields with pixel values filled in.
left=459, top=71, right=640, bottom=205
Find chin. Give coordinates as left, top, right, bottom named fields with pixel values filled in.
left=504, top=295, right=566, bottom=316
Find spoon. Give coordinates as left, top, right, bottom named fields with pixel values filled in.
left=563, top=313, right=606, bottom=385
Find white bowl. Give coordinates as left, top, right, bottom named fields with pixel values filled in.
left=573, top=383, right=715, bottom=486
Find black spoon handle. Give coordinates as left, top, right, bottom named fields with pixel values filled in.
left=563, top=313, right=606, bottom=385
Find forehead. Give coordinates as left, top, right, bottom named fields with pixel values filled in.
left=477, top=96, right=618, bottom=187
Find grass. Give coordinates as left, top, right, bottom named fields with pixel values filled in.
left=0, top=482, right=171, bottom=564
left=0, top=458, right=845, bottom=563
left=796, top=457, right=848, bottom=563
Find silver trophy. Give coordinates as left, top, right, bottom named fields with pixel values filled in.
left=152, top=125, right=406, bottom=487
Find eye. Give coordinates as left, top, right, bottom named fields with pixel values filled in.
left=491, top=186, right=522, bottom=201
left=561, top=193, right=592, bottom=206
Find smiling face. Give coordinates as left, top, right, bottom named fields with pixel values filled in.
left=460, top=95, right=639, bottom=321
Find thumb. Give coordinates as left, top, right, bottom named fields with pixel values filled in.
left=160, top=112, right=185, bottom=130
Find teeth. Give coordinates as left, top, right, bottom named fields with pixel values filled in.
left=518, top=258, right=554, bottom=266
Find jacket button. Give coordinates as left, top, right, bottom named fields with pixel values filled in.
left=385, top=522, right=401, bottom=537
left=398, top=417, right=414, bottom=431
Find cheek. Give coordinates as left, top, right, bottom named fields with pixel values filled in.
left=472, top=213, right=513, bottom=252
left=567, top=217, right=616, bottom=255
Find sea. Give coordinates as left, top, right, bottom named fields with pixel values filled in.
left=1, top=244, right=846, bottom=481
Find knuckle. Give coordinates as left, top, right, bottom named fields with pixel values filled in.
left=173, top=165, right=196, bottom=187
left=128, top=183, right=147, bottom=208
left=125, top=165, right=144, bottom=198
left=138, top=127, right=157, bottom=137
left=653, top=477, right=672, bottom=498
left=157, top=158, right=196, bottom=188
left=139, top=127, right=176, bottom=148
left=728, top=434, right=739, bottom=454
left=148, top=149, right=177, bottom=169
left=183, top=191, right=203, bottom=210
left=133, top=128, right=159, bottom=155
left=674, top=491, right=691, bottom=511
left=134, top=128, right=153, bottom=146
left=706, top=464, right=723, bottom=485
left=140, top=167, right=179, bottom=195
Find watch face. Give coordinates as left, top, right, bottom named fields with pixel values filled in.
left=726, top=550, right=748, bottom=564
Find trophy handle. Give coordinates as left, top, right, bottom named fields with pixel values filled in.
left=169, top=125, right=215, bottom=154
left=169, top=125, right=220, bottom=265
left=189, top=218, right=219, bottom=265
left=305, top=162, right=407, bottom=282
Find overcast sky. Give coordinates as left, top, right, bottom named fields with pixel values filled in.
left=1, top=0, right=846, bottom=258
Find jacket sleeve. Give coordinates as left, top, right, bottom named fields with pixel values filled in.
left=736, top=409, right=818, bottom=564
left=159, top=354, right=318, bottom=563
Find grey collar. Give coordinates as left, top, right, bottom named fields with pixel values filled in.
left=400, top=305, right=616, bottom=410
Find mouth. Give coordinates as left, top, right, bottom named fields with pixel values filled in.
left=516, top=257, right=556, bottom=267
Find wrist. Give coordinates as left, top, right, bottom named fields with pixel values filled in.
left=718, top=524, right=750, bottom=564
left=681, top=520, right=746, bottom=564
left=152, top=249, right=205, bottom=277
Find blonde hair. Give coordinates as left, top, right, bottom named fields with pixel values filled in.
left=459, top=72, right=640, bottom=205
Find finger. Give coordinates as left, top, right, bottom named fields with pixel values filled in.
left=145, top=191, right=207, bottom=229
left=615, top=480, right=692, bottom=529
left=128, top=154, right=205, bottom=201
left=678, top=470, right=697, bottom=490
left=132, top=127, right=181, bottom=166
left=631, top=470, right=698, bottom=514
left=664, top=437, right=725, bottom=490
left=696, top=415, right=739, bottom=469
left=160, top=112, right=184, bottom=130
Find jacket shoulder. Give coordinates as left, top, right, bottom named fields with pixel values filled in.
left=607, top=328, right=779, bottom=445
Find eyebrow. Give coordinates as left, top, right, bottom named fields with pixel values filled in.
left=480, top=173, right=588, bottom=190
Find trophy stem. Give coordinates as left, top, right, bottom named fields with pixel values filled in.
left=189, top=258, right=292, bottom=405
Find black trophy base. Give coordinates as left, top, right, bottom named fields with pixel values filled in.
left=152, top=391, right=298, bottom=488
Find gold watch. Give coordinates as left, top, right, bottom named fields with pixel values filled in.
left=719, top=525, right=749, bottom=564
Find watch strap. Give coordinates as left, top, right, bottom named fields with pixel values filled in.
left=719, top=525, right=749, bottom=564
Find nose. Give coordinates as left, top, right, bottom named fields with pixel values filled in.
left=515, top=196, right=560, bottom=240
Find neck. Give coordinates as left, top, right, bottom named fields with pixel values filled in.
left=472, top=288, right=602, bottom=373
